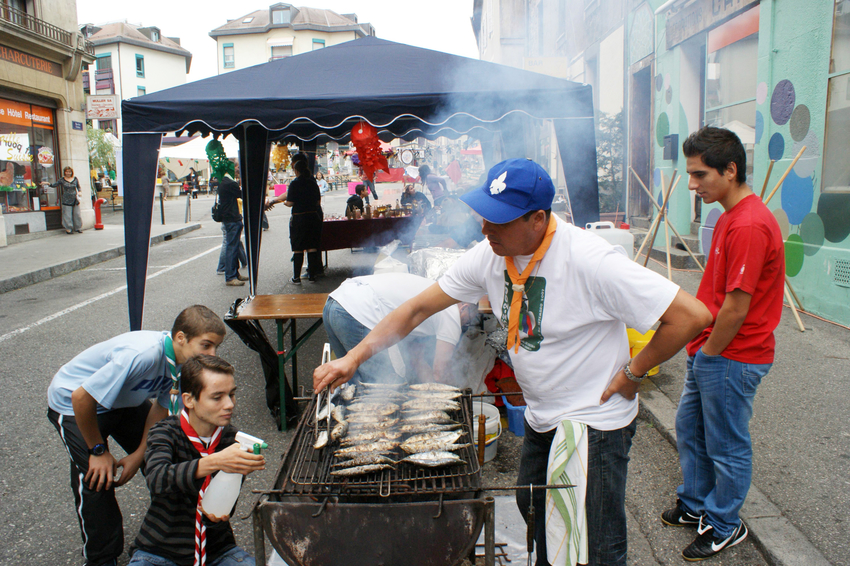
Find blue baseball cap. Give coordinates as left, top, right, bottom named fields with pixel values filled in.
left=460, top=158, right=555, bottom=224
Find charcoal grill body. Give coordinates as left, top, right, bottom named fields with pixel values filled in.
left=254, top=391, right=494, bottom=566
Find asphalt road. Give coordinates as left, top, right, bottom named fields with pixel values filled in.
left=0, top=186, right=775, bottom=565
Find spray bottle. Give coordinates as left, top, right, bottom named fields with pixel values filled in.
left=201, top=431, right=268, bottom=517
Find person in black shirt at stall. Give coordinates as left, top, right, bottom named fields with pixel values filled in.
left=400, top=183, right=432, bottom=214
left=266, top=153, right=323, bottom=284
left=346, top=184, right=368, bottom=216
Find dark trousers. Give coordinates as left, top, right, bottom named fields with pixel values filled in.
left=516, top=416, right=637, bottom=566
left=48, top=403, right=153, bottom=565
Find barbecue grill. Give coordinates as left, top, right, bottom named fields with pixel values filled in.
left=252, top=390, right=497, bottom=566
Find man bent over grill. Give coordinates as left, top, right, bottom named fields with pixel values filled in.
left=313, top=158, right=712, bottom=566
left=129, top=355, right=264, bottom=566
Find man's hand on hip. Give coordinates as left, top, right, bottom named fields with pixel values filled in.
left=600, top=369, right=640, bottom=404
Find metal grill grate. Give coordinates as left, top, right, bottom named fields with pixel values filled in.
left=834, top=259, right=850, bottom=288
left=274, top=390, right=482, bottom=499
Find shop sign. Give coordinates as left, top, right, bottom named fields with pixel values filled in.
left=86, top=95, right=120, bottom=119
left=0, top=99, right=54, bottom=129
left=666, top=0, right=759, bottom=49
left=72, top=121, right=83, bottom=130
left=0, top=132, right=32, bottom=162
left=0, top=45, right=63, bottom=77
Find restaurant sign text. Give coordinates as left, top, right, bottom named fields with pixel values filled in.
left=666, top=0, right=759, bottom=49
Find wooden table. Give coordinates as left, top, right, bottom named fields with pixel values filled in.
left=231, top=293, right=329, bottom=430
left=321, top=215, right=424, bottom=255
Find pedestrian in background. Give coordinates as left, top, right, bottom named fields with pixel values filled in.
left=44, top=166, right=83, bottom=234
left=662, top=127, right=785, bottom=561
left=217, top=170, right=249, bottom=286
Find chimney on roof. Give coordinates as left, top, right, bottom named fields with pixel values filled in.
left=342, top=13, right=358, bottom=23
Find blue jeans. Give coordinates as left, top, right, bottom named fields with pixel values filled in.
left=675, top=349, right=771, bottom=537
left=516, top=417, right=636, bottom=566
left=323, top=297, right=405, bottom=384
left=218, top=223, right=247, bottom=273
left=129, top=547, right=254, bottom=566
left=222, top=221, right=245, bottom=281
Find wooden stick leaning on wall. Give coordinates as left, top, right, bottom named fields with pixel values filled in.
left=759, top=159, right=775, bottom=200
left=633, top=200, right=664, bottom=261
left=764, top=146, right=806, bottom=206
left=642, top=171, right=679, bottom=268
left=630, top=167, right=705, bottom=272
left=658, top=170, right=674, bottom=281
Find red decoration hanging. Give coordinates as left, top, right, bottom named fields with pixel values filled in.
left=350, top=121, right=389, bottom=182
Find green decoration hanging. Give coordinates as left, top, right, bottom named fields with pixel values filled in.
left=205, top=139, right=235, bottom=180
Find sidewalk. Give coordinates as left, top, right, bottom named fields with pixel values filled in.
left=0, top=196, right=204, bottom=294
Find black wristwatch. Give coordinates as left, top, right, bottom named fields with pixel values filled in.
left=89, top=443, right=107, bottom=456
left=623, top=360, right=649, bottom=383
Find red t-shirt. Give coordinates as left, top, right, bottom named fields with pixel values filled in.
left=686, top=194, right=785, bottom=363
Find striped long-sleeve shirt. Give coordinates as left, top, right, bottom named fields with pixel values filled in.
left=130, top=416, right=239, bottom=565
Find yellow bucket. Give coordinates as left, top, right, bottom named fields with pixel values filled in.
left=626, top=328, right=660, bottom=376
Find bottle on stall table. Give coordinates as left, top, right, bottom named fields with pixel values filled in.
left=201, top=431, right=268, bottom=517
left=365, top=203, right=372, bottom=219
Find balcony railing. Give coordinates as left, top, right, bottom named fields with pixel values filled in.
left=0, top=4, right=73, bottom=48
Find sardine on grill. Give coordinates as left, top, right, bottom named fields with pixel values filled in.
left=346, top=412, right=397, bottom=423
left=347, top=418, right=400, bottom=430
left=397, top=423, right=462, bottom=434
left=334, top=441, right=400, bottom=458
left=360, top=382, right=406, bottom=389
left=400, top=411, right=455, bottom=424
left=331, top=405, right=347, bottom=424
left=331, top=453, right=397, bottom=468
left=402, top=399, right=461, bottom=412
left=409, top=391, right=463, bottom=400
left=340, top=430, right=403, bottom=445
left=346, top=402, right=400, bottom=415
left=330, top=421, right=348, bottom=442
left=403, top=431, right=463, bottom=445
left=330, top=463, right=395, bottom=476
left=409, top=383, right=461, bottom=392
left=338, top=382, right=356, bottom=402
left=400, top=451, right=465, bottom=467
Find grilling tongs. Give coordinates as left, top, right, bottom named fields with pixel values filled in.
left=315, top=344, right=335, bottom=441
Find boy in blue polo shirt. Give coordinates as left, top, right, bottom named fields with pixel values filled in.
left=47, top=305, right=227, bottom=566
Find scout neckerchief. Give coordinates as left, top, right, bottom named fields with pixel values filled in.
left=505, top=215, right=557, bottom=353
left=164, top=334, right=181, bottom=415
left=180, top=409, right=224, bottom=566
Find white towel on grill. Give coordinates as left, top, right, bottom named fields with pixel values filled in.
left=545, top=419, right=588, bottom=566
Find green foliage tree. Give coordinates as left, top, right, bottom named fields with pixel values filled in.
left=87, top=125, right=115, bottom=172
left=597, top=110, right=625, bottom=214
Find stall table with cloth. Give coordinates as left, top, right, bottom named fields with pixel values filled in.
left=225, top=293, right=492, bottom=430
left=320, top=215, right=423, bottom=265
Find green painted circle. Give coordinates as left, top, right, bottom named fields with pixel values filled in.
left=785, top=234, right=805, bottom=277
left=656, top=113, right=669, bottom=147
left=799, top=213, right=824, bottom=256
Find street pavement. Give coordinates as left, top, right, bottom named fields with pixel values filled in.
left=0, top=184, right=842, bottom=565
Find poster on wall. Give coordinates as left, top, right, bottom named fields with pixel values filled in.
left=86, top=95, right=120, bottom=120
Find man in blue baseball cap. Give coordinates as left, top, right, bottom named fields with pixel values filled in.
left=314, top=157, right=711, bottom=566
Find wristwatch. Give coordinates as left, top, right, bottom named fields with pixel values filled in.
left=89, top=443, right=108, bottom=456
left=623, top=360, right=649, bottom=383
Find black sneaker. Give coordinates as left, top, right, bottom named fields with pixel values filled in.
left=661, top=499, right=701, bottom=527
left=682, top=519, right=748, bottom=561
left=289, top=276, right=301, bottom=285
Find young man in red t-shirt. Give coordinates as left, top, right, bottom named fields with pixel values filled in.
left=661, top=127, right=785, bottom=561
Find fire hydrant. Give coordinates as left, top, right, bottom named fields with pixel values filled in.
left=94, top=198, right=107, bottom=230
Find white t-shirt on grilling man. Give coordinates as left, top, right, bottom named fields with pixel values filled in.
left=438, top=215, right=679, bottom=432
left=330, top=273, right=462, bottom=345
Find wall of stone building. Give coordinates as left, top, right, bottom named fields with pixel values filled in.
left=652, top=0, right=850, bottom=326
left=39, top=0, right=79, bottom=33
left=215, top=30, right=359, bottom=74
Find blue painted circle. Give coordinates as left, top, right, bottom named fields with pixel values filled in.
left=755, top=111, right=764, bottom=144
left=768, top=133, right=785, bottom=161
left=780, top=170, right=814, bottom=225
left=705, top=207, right=722, bottom=229
left=770, top=79, right=795, bottom=125
left=653, top=167, right=661, bottom=188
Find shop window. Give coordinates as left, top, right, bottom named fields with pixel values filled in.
left=96, top=54, right=112, bottom=70
left=223, top=44, right=235, bottom=68
left=823, top=0, right=850, bottom=193
left=704, top=6, right=759, bottom=184
left=312, top=39, right=325, bottom=50
left=272, top=8, right=291, bottom=25
left=136, top=54, right=145, bottom=78
left=271, top=45, right=292, bottom=60
left=151, top=30, right=159, bottom=42
left=137, top=86, right=146, bottom=97
left=0, top=98, right=59, bottom=213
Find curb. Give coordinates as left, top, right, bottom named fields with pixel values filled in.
left=0, top=223, right=202, bottom=294
left=638, top=379, right=832, bottom=566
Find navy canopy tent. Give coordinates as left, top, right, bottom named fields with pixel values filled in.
left=121, top=36, right=599, bottom=330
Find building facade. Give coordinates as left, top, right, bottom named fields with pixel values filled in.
left=81, top=22, right=192, bottom=135
left=473, top=0, right=850, bottom=328
left=209, top=2, right=374, bottom=74
left=0, top=0, right=95, bottom=242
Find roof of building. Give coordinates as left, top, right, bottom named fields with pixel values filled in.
left=83, top=22, right=193, bottom=72
left=209, top=3, right=374, bottom=38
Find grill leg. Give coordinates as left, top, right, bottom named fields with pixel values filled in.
left=485, top=496, right=495, bottom=566
left=253, top=504, right=267, bottom=565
